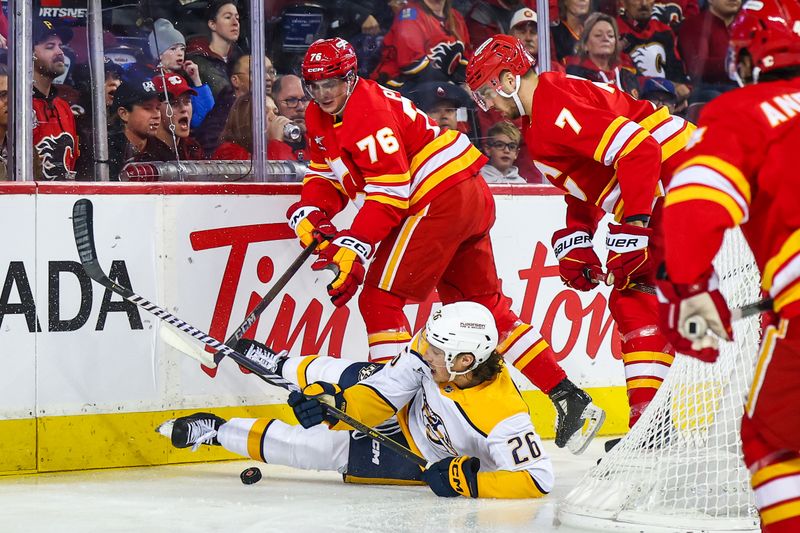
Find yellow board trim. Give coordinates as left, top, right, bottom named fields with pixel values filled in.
left=0, top=387, right=631, bottom=477
left=664, top=185, right=744, bottom=225
left=593, top=117, right=628, bottom=163
left=763, top=229, right=800, bottom=290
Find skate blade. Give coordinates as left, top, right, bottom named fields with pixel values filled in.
left=566, top=403, right=606, bottom=455
left=155, top=419, right=175, bottom=438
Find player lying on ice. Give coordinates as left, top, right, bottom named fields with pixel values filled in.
left=158, top=302, right=555, bottom=499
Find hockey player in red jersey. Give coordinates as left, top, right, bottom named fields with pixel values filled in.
left=656, top=1, right=800, bottom=530
left=289, top=37, right=605, bottom=453
left=466, top=34, right=695, bottom=428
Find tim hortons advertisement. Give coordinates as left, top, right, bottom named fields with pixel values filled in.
left=0, top=189, right=623, bottom=418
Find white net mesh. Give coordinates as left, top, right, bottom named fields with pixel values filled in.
left=558, top=229, right=763, bottom=532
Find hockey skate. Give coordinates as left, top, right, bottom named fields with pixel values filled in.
left=549, top=380, right=606, bottom=455
left=156, top=412, right=226, bottom=451
left=235, top=338, right=288, bottom=375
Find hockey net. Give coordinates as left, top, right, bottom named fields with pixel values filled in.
left=558, top=228, right=763, bottom=532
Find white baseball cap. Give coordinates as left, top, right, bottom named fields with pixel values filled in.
left=510, top=7, right=538, bottom=29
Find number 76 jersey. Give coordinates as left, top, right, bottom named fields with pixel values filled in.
left=301, top=78, right=486, bottom=245
left=524, top=72, right=694, bottom=223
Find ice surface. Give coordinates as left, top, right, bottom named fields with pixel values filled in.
left=0, top=438, right=613, bottom=533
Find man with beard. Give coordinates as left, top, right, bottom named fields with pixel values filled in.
left=151, top=74, right=205, bottom=161
left=32, top=20, right=79, bottom=181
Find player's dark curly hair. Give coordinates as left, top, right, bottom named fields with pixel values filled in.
left=469, top=350, right=504, bottom=384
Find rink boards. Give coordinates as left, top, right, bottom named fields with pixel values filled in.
left=0, top=182, right=628, bottom=474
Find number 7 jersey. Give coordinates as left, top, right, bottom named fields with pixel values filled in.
left=301, top=78, right=487, bottom=245
left=524, top=72, right=694, bottom=226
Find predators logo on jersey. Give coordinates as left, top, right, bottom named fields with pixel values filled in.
left=421, top=389, right=458, bottom=456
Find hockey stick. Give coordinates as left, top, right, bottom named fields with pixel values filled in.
left=71, top=199, right=427, bottom=468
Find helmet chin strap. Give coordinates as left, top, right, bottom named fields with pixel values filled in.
left=497, top=74, right=526, bottom=117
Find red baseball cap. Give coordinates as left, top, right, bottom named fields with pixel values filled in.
left=152, top=74, right=198, bottom=100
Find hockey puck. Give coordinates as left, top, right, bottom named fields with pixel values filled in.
left=240, top=466, right=262, bottom=485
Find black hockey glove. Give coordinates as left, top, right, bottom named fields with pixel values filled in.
left=287, top=381, right=344, bottom=429
left=421, top=456, right=480, bottom=498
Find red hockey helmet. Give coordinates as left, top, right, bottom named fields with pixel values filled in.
left=465, top=34, right=536, bottom=92
left=302, top=38, right=358, bottom=82
left=729, top=0, right=800, bottom=80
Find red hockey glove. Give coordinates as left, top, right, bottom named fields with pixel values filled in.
left=605, top=222, right=654, bottom=290
left=656, top=267, right=733, bottom=363
left=287, top=202, right=337, bottom=252
left=551, top=227, right=603, bottom=292
left=311, top=231, right=373, bottom=307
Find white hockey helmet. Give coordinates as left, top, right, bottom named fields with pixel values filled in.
left=424, top=302, right=499, bottom=378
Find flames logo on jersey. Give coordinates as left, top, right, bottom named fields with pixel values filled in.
left=35, top=132, right=76, bottom=181
left=421, top=389, right=458, bottom=456
left=651, top=3, right=684, bottom=27
left=628, top=42, right=668, bottom=78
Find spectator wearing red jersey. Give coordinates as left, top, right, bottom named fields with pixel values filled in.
left=152, top=74, right=205, bottom=161
left=551, top=0, right=593, bottom=62
left=33, top=20, right=79, bottom=181
left=678, top=0, right=741, bottom=103
left=212, top=94, right=295, bottom=161
left=651, top=0, right=700, bottom=29
left=618, top=0, right=691, bottom=107
left=565, top=13, right=640, bottom=97
left=372, top=0, right=470, bottom=89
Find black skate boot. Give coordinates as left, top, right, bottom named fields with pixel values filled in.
left=549, top=379, right=606, bottom=455
left=235, top=338, right=288, bottom=376
left=156, top=412, right=226, bottom=451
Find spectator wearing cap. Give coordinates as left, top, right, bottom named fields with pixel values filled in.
left=145, top=19, right=215, bottom=129
left=551, top=0, right=593, bottom=62
left=466, top=0, right=559, bottom=48
left=407, top=81, right=472, bottom=133
left=152, top=74, right=206, bottom=161
left=565, top=13, right=640, bottom=97
left=481, top=122, right=526, bottom=184
left=639, top=77, right=678, bottom=114
left=108, top=77, right=169, bottom=180
left=186, top=0, right=242, bottom=100
left=33, top=19, right=79, bottom=181
left=507, top=8, right=564, bottom=72
left=678, top=0, right=740, bottom=103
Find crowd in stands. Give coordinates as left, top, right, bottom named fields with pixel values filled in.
left=2, top=0, right=743, bottom=182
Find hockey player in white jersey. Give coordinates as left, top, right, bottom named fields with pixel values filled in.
left=159, top=302, right=554, bottom=499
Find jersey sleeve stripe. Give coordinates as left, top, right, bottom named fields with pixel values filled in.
left=365, top=172, right=412, bottom=185
left=367, top=330, right=414, bottom=345
left=665, top=184, right=745, bottom=225
left=247, top=418, right=273, bottom=462
left=626, top=377, right=664, bottom=390
left=763, top=229, right=800, bottom=297
left=638, top=106, right=671, bottom=131
left=623, top=351, right=675, bottom=364
left=309, top=161, right=332, bottom=171
left=669, top=165, right=750, bottom=218
left=497, top=323, right=532, bottom=353
left=612, top=128, right=651, bottom=168
left=751, top=457, right=800, bottom=488
left=648, top=116, right=694, bottom=160
left=409, top=128, right=461, bottom=174
left=593, top=116, right=629, bottom=164
left=410, top=144, right=484, bottom=206
left=296, top=355, right=320, bottom=389
left=774, top=278, right=800, bottom=313
left=675, top=155, right=751, bottom=203
left=365, top=181, right=412, bottom=200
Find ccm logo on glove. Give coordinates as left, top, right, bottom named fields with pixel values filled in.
left=333, top=235, right=373, bottom=262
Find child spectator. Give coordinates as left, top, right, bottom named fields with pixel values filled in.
left=372, top=0, right=470, bottom=89
left=152, top=74, right=206, bottom=161
left=639, top=77, right=678, bottom=114
left=33, top=20, right=79, bottom=181
left=551, top=0, right=593, bottom=62
left=186, top=0, right=242, bottom=100
left=617, top=0, right=691, bottom=107
left=678, top=0, right=741, bottom=103
left=565, top=13, right=640, bottom=97
left=108, top=77, right=168, bottom=180
left=481, top=122, right=526, bottom=184
left=148, top=18, right=215, bottom=129
left=406, top=81, right=472, bottom=132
